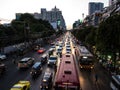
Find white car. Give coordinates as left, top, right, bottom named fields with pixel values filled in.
left=47, top=56, right=57, bottom=66
left=0, top=54, right=7, bottom=60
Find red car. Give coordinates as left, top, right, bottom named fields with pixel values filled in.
left=37, top=48, right=45, bottom=54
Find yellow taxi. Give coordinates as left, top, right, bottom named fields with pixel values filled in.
left=10, top=81, right=30, bottom=90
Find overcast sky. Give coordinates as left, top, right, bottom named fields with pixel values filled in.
left=0, top=0, right=108, bottom=29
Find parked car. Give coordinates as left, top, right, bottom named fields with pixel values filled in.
left=18, top=57, right=34, bottom=69
left=0, top=63, right=6, bottom=75
left=30, top=62, right=42, bottom=78
left=40, top=71, right=53, bottom=90
left=10, top=81, right=30, bottom=90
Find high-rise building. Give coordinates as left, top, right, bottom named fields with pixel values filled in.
left=109, top=0, right=118, bottom=6
left=39, top=6, right=66, bottom=30
left=89, top=2, right=104, bottom=15
left=16, top=6, right=66, bottom=30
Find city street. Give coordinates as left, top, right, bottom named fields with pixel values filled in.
left=0, top=37, right=112, bottom=90
left=0, top=0, right=120, bottom=90
left=79, top=62, right=111, bottom=90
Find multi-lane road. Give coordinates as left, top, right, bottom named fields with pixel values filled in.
left=0, top=33, right=112, bottom=90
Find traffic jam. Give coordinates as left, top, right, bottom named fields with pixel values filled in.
left=0, top=31, right=94, bottom=90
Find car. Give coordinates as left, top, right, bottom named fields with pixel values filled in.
left=40, top=72, right=53, bottom=90
left=58, top=45, right=63, bottom=49
left=66, top=48, right=71, bottom=53
left=40, top=54, right=48, bottom=64
left=18, top=57, right=34, bottom=69
left=0, top=63, right=6, bottom=75
left=10, top=81, right=30, bottom=90
left=47, top=55, right=57, bottom=66
left=51, top=45, right=56, bottom=51
left=56, top=48, right=62, bottom=55
left=51, top=42, right=55, bottom=45
left=48, top=49, right=54, bottom=57
left=0, top=54, right=7, bottom=61
left=66, top=45, right=71, bottom=48
left=30, top=62, right=42, bottom=78
left=37, top=48, right=46, bottom=54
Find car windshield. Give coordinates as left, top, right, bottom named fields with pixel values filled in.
left=51, top=46, right=55, bottom=48
left=12, top=86, right=22, bottom=89
left=58, top=49, right=62, bottom=51
left=49, top=57, right=57, bottom=60
left=19, top=61, right=27, bottom=63
left=66, top=46, right=70, bottom=48
left=66, top=49, right=71, bottom=51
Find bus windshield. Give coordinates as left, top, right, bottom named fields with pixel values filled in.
left=80, top=58, right=93, bottom=65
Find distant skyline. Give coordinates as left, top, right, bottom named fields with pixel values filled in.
left=0, top=0, right=108, bottom=29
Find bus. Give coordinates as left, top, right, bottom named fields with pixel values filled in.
left=54, top=54, right=80, bottom=90
left=110, top=75, right=120, bottom=90
left=79, top=46, right=94, bottom=69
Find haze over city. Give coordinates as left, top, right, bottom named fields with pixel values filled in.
left=0, top=0, right=108, bottom=29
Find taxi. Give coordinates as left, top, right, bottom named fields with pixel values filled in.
left=10, top=81, right=30, bottom=90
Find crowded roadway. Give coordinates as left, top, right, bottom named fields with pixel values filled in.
left=0, top=32, right=111, bottom=90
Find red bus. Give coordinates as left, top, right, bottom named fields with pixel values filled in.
left=54, top=54, right=80, bottom=90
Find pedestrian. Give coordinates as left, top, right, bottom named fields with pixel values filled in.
left=95, top=74, right=98, bottom=83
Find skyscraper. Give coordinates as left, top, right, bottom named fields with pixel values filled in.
left=89, top=2, right=104, bottom=15
left=40, top=6, right=66, bottom=30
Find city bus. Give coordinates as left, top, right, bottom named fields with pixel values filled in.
left=54, top=54, right=80, bottom=90
left=79, top=46, right=94, bottom=69
left=110, top=75, right=120, bottom=90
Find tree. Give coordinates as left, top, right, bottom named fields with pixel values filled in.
left=96, top=14, right=120, bottom=67
left=96, top=14, right=120, bottom=54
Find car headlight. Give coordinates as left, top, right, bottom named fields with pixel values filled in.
left=43, top=79, right=47, bottom=82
